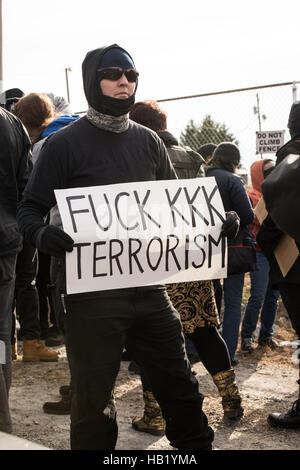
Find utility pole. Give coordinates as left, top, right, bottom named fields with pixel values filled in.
left=254, top=93, right=267, bottom=159
left=255, top=93, right=262, bottom=132
left=65, top=67, right=71, bottom=103
left=292, top=81, right=297, bottom=102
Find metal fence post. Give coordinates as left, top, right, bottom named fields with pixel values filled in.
left=292, top=81, right=297, bottom=102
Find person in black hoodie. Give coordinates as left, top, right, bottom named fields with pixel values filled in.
left=17, top=44, right=214, bottom=450
left=0, top=106, right=31, bottom=432
left=258, top=101, right=300, bottom=429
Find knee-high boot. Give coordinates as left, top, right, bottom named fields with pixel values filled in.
left=212, top=368, right=244, bottom=420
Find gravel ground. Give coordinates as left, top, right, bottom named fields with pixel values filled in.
left=7, top=317, right=300, bottom=451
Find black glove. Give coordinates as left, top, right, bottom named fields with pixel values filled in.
left=34, top=225, right=74, bottom=258
left=221, top=211, right=240, bottom=239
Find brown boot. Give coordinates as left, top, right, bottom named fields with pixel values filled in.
left=132, top=391, right=165, bottom=436
left=212, top=368, right=244, bottom=420
left=23, top=339, right=58, bottom=362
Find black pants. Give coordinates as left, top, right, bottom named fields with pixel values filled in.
left=142, top=326, right=231, bottom=390
left=278, top=283, right=300, bottom=340
left=64, top=286, right=214, bottom=450
left=49, top=257, right=66, bottom=336
left=279, top=283, right=300, bottom=369
left=36, top=251, right=56, bottom=337
left=12, top=241, right=40, bottom=341
left=49, top=257, right=71, bottom=391
left=278, top=283, right=300, bottom=392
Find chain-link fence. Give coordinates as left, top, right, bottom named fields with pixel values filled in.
left=156, top=81, right=299, bottom=174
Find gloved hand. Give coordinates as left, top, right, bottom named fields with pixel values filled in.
left=34, top=225, right=74, bottom=258
left=221, top=211, right=240, bottom=239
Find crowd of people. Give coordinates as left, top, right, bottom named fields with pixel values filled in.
left=0, top=43, right=299, bottom=450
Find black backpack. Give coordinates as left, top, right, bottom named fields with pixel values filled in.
left=166, top=145, right=205, bottom=179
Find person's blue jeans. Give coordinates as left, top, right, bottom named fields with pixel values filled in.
left=241, top=251, right=280, bottom=341
left=222, top=273, right=245, bottom=361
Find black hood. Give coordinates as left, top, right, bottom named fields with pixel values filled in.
left=276, top=134, right=300, bottom=165
left=288, top=101, right=300, bottom=138
left=82, top=44, right=137, bottom=117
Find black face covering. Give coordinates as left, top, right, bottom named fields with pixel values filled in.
left=99, top=93, right=136, bottom=117
left=82, top=44, right=138, bottom=117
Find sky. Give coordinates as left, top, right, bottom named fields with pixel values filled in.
left=2, top=0, right=300, bottom=170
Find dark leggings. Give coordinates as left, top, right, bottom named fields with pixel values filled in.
left=213, top=280, right=223, bottom=317
left=141, top=326, right=231, bottom=391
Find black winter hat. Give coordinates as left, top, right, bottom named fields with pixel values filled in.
left=197, top=143, right=217, bottom=162
left=214, top=142, right=240, bottom=161
left=212, top=142, right=240, bottom=170
left=99, top=48, right=135, bottom=71
left=0, top=88, right=24, bottom=111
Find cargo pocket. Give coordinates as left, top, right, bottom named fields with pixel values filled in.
left=0, top=223, right=22, bottom=256
left=0, top=255, right=16, bottom=285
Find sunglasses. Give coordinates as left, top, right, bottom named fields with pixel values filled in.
left=98, top=67, right=139, bottom=83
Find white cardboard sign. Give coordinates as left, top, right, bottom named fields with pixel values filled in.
left=55, top=177, right=227, bottom=294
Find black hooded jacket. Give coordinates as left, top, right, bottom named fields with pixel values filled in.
left=257, top=135, right=300, bottom=286
left=261, top=134, right=300, bottom=241
left=0, top=107, right=31, bottom=255
left=275, top=134, right=300, bottom=165
left=17, top=46, right=176, bottom=245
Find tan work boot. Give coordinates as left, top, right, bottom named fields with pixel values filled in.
left=212, top=368, right=244, bottom=420
left=132, top=391, right=165, bottom=436
left=23, top=339, right=58, bottom=362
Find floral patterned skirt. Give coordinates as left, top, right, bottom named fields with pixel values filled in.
left=166, top=280, right=219, bottom=334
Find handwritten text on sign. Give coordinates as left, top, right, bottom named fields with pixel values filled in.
left=55, top=178, right=227, bottom=294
